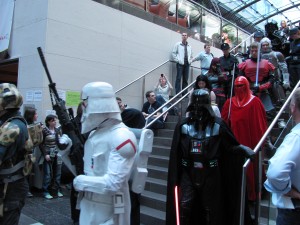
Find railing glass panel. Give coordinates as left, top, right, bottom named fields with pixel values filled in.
left=120, top=0, right=253, bottom=50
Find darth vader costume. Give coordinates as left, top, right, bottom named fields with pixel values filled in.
left=166, top=89, right=254, bottom=225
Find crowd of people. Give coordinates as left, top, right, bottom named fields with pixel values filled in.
left=172, top=25, right=300, bottom=118
left=166, top=25, right=300, bottom=225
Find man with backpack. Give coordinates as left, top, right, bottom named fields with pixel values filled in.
left=0, top=83, right=29, bottom=224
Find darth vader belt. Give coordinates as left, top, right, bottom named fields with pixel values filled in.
left=182, top=159, right=218, bottom=169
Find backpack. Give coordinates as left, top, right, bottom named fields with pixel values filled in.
left=128, top=128, right=154, bottom=194
left=2, top=117, right=43, bottom=176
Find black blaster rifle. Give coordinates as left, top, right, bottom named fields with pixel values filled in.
left=37, top=47, right=84, bottom=175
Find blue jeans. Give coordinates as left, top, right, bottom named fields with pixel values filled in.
left=276, top=208, right=300, bottom=225
left=175, top=63, right=190, bottom=95
left=43, top=155, right=62, bottom=194
left=146, top=117, right=164, bottom=130
left=156, top=95, right=166, bottom=106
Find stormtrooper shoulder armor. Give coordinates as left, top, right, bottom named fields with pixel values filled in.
left=112, top=127, right=137, bottom=159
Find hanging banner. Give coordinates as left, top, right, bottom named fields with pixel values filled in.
left=0, top=0, right=15, bottom=52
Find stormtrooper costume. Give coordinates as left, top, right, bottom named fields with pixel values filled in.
left=73, top=82, right=137, bottom=225
left=260, top=37, right=290, bottom=107
left=260, top=37, right=290, bottom=88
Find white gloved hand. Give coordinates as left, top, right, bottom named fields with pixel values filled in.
left=282, top=81, right=290, bottom=89
left=59, top=134, right=71, bottom=145
left=73, top=175, right=86, bottom=192
left=73, top=175, right=106, bottom=194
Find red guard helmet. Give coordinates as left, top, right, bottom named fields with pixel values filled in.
left=234, top=76, right=252, bottom=107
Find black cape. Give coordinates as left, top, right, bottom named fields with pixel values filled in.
left=165, top=117, right=249, bottom=225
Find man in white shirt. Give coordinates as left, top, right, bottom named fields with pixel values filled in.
left=172, top=32, right=193, bottom=95
left=264, top=87, right=300, bottom=225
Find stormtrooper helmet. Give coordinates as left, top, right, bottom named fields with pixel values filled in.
left=80, top=82, right=121, bottom=133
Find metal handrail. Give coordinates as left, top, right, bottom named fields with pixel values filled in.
left=239, top=80, right=300, bottom=225
left=115, top=60, right=170, bottom=93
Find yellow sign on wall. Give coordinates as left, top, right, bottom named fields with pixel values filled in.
left=66, top=91, right=81, bottom=107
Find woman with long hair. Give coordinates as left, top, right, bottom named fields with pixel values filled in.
left=207, top=57, right=227, bottom=111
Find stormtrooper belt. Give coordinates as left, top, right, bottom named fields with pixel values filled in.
left=84, top=191, right=112, bottom=204
left=182, top=159, right=218, bottom=169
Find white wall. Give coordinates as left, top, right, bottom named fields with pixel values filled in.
left=9, top=0, right=222, bottom=118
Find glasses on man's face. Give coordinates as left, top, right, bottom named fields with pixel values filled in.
left=150, top=95, right=155, bottom=97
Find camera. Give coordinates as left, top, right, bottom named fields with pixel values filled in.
left=161, top=74, right=164, bottom=77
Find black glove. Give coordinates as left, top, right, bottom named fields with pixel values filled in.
left=252, top=85, right=260, bottom=95
left=232, top=144, right=255, bottom=160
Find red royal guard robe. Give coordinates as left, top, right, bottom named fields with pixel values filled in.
left=221, top=95, right=268, bottom=201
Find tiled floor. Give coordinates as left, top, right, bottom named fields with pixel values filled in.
left=19, top=187, right=73, bottom=225
left=18, top=187, right=277, bottom=225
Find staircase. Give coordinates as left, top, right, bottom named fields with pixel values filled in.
left=139, top=99, right=291, bottom=225
left=140, top=114, right=178, bottom=225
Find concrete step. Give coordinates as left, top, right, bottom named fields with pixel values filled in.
left=259, top=217, right=276, bottom=225
left=152, top=145, right=170, bottom=157
left=164, top=121, right=177, bottom=130
left=164, top=115, right=179, bottom=122
left=140, top=206, right=165, bottom=225
left=260, top=197, right=277, bottom=221
left=145, top=176, right=167, bottom=195
left=148, top=154, right=169, bottom=168
left=155, top=129, right=174, bottom=138
left=140, top=190, right=166, bottom=212
left=153, top=136, right=172, bottom=146
left=147, top=165, right=168, bottom=181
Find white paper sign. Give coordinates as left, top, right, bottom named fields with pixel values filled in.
left=33, top=90, right=42, bottom=102
left=26, top=90, right=34, bottom=102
